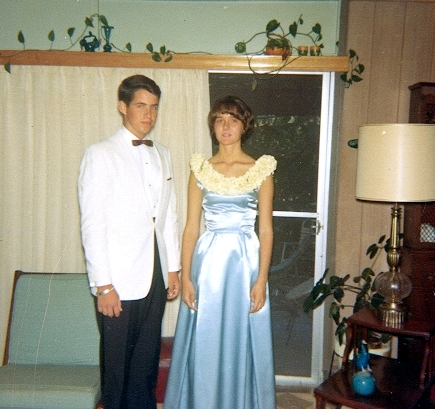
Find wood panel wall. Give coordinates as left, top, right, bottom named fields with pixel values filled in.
left=334, top=0, right=435, bottom=307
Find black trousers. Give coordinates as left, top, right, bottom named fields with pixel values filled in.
left=97, top=243, right=166, bottom=409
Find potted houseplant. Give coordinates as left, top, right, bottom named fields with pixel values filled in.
left=235, top=15, right=323, bottom=58
left=303, top=235, right=393, bottom=346
left=234, top=16, right=323, bottom=90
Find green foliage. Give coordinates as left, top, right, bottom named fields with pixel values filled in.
left=67, top=27, right=75, bottom=38
left=146, top=43, right=173, bottom=63
left=340, top=49, right=364, bottom=88
left=48, top=30, right=55, bottom=50
left=17, top=31, right=25, bottom=48
left=234, top=16, right=326, bottom=90
left=235, top=15, right=323, bottom=56
left=4, top=13, right=137, bottom=73
left=303, top=235, right=394, bottom=343
left=266, top=37, right=291, bottom=49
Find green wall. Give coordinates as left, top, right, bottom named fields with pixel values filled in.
left=0, top=1, right=340, bottom=55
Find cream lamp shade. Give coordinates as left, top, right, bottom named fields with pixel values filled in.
left=356, top=124, right=435, bottom=202
left=356, top=123, right=435, bottom=325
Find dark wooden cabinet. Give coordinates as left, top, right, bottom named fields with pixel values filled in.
left=409, top=82, right=435, bottom=124
left=402, top=82, right=435, bottom=321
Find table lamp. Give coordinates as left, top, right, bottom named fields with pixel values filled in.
left=356, top=124, right=435, bottom=325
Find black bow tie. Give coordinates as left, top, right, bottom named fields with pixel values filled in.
left=132, top=139, right=153, bottom=147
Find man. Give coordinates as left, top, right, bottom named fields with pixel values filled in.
left=78, top=74, right=180, bottom=409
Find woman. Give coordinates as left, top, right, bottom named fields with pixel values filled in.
left=164, top=95, right=277, bottom=409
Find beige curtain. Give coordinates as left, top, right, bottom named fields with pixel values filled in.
left=0, top=65, right=211, bottom=354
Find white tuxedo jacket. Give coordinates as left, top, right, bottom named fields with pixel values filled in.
left=78, top=127, right=180, bottom=300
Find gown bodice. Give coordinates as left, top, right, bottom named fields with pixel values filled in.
left=201, top=185, right=257, bottom=234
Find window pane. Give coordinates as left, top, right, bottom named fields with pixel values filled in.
left=209, top=73, right=322, bottom=213
left=269, top=216, right=315, bottom=377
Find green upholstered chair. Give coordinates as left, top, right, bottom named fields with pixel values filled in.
left=0, top=271, right=101, bottom=409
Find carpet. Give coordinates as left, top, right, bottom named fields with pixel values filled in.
left=158, top=391, right=316, bottom=409
left=276, top=391, right=314, bottom=409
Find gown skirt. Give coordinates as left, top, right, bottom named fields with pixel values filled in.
left=164, top=187, right=276, bottom=409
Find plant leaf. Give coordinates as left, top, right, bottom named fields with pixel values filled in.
left=99, top=15, right=109, bottom=27
left=235, top=42, right=246, bottom=54
left=336, top=322, right=347, bottom=345
left=160, top=45, right=166, bottom=54
left=266, top=19, right=280, bottom=34
left=48, top=30, right=55, bottom=42
left=330, top=302, right=341, bottom=325
left=164, top=54, right=173, bottom=63
left=85, top=17, right=94, bottom=28
left=312, top=23, right=321, bottom=34
left=67, top=27, right=75, bottom=38
left=312, top=293, right=330, bottom=309
left=360, top=267, right=375, bottom=280
left=366, top=243, right=379, bottom=258
left=4, top=63, right=11, bottom=73
left=17, top=30, right=25, bottom=44
left=126, top=43, right=132, bottom=52
left=370, top=292, right=384, bottom=308
left=152, top=52, right=162, bottom=62
left=333, top=287, right=344, bottom=302
left=146, top=43, right=154, bottom=53
left=302, top=296, right=314, bottom=312
left=378, top=234, right=387, bottom=245
left=289, top=22, right=298, bottom=37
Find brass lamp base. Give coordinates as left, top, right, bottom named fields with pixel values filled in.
left=377, top=302, right=407, bottom=327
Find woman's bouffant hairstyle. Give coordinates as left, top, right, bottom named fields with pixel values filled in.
left=118, top=74, right=161, bottom=106
left=208, top=95, right=255, bottom=144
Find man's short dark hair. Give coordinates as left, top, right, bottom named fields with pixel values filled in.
left=118, top=75, right=161, bottom=105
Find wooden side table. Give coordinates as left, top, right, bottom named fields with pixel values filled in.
left=314, top=309, right=435, bottom=409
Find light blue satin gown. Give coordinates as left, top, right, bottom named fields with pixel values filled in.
left=164, top=155, right=276, bottom=409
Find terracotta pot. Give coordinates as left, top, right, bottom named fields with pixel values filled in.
left=297, top=46, right=308, bottom=56
left=310, top=45, right=321, bottom=56
left=265, top=46, right=291, bottom=57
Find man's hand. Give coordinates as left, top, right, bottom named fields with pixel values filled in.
left=167, top=271, right=180, bottom=300
left=96, top=285, right=122, bottom=317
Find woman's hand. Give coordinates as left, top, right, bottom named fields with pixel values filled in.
left=249, top=281, right=266, bottom=313
left=182, top=279, right=198, bottom=311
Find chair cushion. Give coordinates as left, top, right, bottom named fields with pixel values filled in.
left=0, top=364, right=100, bottom=409
left=8, top=273, right=99, bottom=365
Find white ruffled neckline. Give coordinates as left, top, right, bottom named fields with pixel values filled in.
left=190, top=153, right=277, bottom=195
